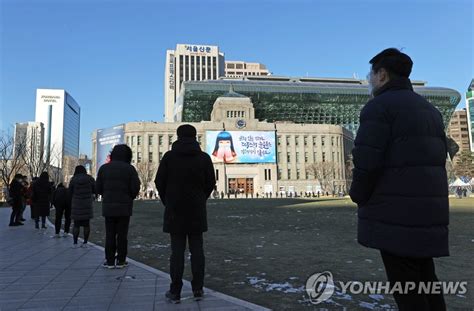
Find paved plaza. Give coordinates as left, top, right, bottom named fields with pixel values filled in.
left=0, top=208, right=270, bottom=311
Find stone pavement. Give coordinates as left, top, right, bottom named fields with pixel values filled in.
left=0, top=208, right=270, bottom=311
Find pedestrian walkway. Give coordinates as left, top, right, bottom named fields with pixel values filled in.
left=0, top=208, right=270, bottom=311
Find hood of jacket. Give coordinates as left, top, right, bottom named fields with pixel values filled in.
left=374, top=76, right=413, bottom=97
left=171, top=137, right=201, bottom=155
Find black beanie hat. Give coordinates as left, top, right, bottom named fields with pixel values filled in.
left=177, top=124, right=197, bottom=138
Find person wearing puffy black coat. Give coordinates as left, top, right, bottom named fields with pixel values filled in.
left=69, top=165, right=95, bottom=247
left=52, top=183, right=71, bottom=237
left=8, top=174, right=24, bottom=226
left=350, top=48, right=449, bottom=311
left=155, top=124, right=215, bottom=302
left=96, top=144, right=140, bottom=268
left=32, top=172, right=52, bottom=229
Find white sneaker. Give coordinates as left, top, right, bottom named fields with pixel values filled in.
left=80, top=243, right=90, bottom=248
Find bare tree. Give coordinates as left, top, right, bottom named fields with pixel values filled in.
left=135, top=161, right=156, bottom=193
left=48, top=145, right=63, bottom=185
left=453, top=151, right=474, bottom=180
left=0, top=130, right=25, bottom=186
left=18, top=132, right=49, bottom=179
left=306, top=161, right=337, bottom=192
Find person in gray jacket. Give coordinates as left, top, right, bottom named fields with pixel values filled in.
left=69, top=165, right=96, bottom=248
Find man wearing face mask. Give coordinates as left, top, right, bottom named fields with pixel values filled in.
left=350, top=48, right=449, bottom=311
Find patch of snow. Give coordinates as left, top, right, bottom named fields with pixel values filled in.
left=369, top=294, right=384, bottom=301
left=224, top=259, right=232, bottom=263
left=346, top=260, right=353, bottom=263
left=365, top=259, right=373, bottom=263
left=131, top=245, right=142, bottom=249
left=359, top=301, right=376, bottom=309
left=256, top=245, right=263, bottom=248
left=273, top=243, right=279, bottom=246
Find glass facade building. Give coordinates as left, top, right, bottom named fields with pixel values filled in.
left=175, top=76, right=461, bottom=136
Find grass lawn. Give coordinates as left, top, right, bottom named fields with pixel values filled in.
left=51, top=197, right=473, bottom=310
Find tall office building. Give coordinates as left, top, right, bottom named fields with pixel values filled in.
left=35, top=88, right=80, bottom=168
left=466, top=79, right=474, bottom=152
left=164, top=44, right=225, bottom=122
left=447, top=109, right=471, bottom=155
left=225, top=61, right=270, bottom=78
left=13, top=122, right=44, bottom=164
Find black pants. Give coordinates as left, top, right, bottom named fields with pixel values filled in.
left=35, top=216, right=46, bottom=226
left=105, top=216, right=130, bottom=265
left=55, top=207, right=71, bottom=234
left=169, top=233, right=205, bottom=295
left=381, top=251, right=446, bottom=311
left=9, top=204, right=21, bottom=224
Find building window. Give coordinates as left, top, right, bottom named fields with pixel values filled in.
left=148, top=135, right=153, bottom=146
left=321, top=136, right=325, bottom=146
left=168, top=135, right=173, bottom=144
left=131, top=136, right=135, bottom=146
left=304, top=136, right=308, bottom=146
left=296, top=169, right=300, bottom=180
left=295, top=136, right=299, bottom=146
left=264, top=169, right=272, bottom=181
left=137, top=152, right=142, bottom=163
left=287, top=169, right=291, bottom=179
left=277, top=136, right=281, bottom=146
left=296, top=152, right=300, bottom=163
left=126, top=136, right=130, bottom=146
left=215, top=169, right=219, bottom=181
left=322, top=152, right=326, bottom=162
left=148, top=152, right=153, bottom=162
left=198, top=135, right=202, bottom=145
left=137, top=136, right=142, bottom=146
left=286, top=136, right=290, bottom=146
left=159, top=135, right=163, bottom=145
left=287, top=152, right=291, bottom=163
left=278, top=169, right=282, bottom=180
left=331, top=137, right=335, bottom=146
left=305, top=152, right=308, bottom=163
left=314, top=152, right=317, bottom=161
left=159, top=152, right=163, bottom=160
left=313, top=136, right=317, bottom=146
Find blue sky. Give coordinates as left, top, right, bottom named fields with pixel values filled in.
left=1, top=0, right=473, bottom=156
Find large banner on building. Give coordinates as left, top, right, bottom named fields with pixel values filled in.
left=96, top=125, right=125, bottom=175
left=205, top=131, right=276, bottom=163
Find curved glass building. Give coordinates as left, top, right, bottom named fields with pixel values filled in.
left=175, top=76, right=461, bottom=135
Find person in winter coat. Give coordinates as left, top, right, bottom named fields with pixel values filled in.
left=155, top=124, right=216, bottom=303
left=52, top=183, right=71, bottom=238
left=350, top=48, right=449, bottom=310
left=96, top=144, right=140, bottom=269
left=8, top=174, right=24, bottom=226
left=32, top=172, right=52, bottom=229
left=69, top=165, right=95, bottom=247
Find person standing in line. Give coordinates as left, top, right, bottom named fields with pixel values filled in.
left=155, top=124, right=215, bottom=304
left=32, top=172, right=52, bottom=229
left=350, top=48, right=449, bottom=311
left=69, top=165, right=96, bottom=248
left=52, top=183, right=71, bottom=238
left=96, top=144, right=140, bottom=269
left=8, top=174, right=24, bottom=226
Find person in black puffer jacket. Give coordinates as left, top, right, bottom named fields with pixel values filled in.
left=8, top=174, right=24, bottom=226
left=155, top=124, right=215, bottom=303
left=32, top=172, right=52, bottom=229
left=96, top=144, right=140, bottom=269
left=52, top=183, right=71, bottom=237
left=350, top=48, right=449, bottom=311
left=69, top=165, right=95, bottom=247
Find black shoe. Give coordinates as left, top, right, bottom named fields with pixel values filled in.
left=102, top=261, right=115, bottom=269
left=20, top=218, right=26, bottom=221
left=14, top=222, right=24, bottom=226
left=35, top=223, right=39, bottom=229
left=115, top=261, right=129, bottom=269
left=193, top=289, right=204, bottom=301
left=41, top=225, right=47, bottom=229
left=165, top=291, right=180, bottom=304
left=9, top=223, right=19, bottom=227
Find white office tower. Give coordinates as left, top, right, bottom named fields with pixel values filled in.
left=35, top=88, right=80, bottom=168
left=164, top=44, right=225, bottom=122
